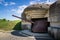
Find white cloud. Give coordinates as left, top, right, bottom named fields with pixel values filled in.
left=29, top=0, right=47, bottom=5
left=29, top=0, right=41, bottom=5
left=32, top=0, right=40, bottom=1
left=11, top=5, right=28, bottom=14
left=29, top=0, right=57, bottom=4
left=37, top=0, right=41, bottom=1
left=10, top=2, right=16, bottom=5
left=16, top=5, right=27, bottom=14
left=29, top=1, right=41, bottom=5
left=45, top=0, right=57, bottom=4
left=4, top=2, right=8, bottom=6
left=4, top=2, right=16, bottom=6
left=0, top=0, right=16, bottom=6
left=11, top=9, right=16, bottom=12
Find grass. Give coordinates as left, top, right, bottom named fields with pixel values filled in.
left=0, top=19, right=22, bottom=31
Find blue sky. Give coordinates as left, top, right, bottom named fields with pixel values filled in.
left=0, top=0, right=57, bottom=20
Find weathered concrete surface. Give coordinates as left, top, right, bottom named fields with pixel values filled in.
left=49, top=1, right=60, bottom=27
left=21, top=23, right=31, bottom=30
left=49, top=2, right=60, bottom=22
left=0, top=31, right=35, bottom=40
left=49, top=1, right=60, bottom=40
left=57, top=0, right=60, bottom=3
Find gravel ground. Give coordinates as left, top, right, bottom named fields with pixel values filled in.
left=0, top=31, right=35, bottom=40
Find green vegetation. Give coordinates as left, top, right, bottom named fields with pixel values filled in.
left=0, top=19, right=22, bottom=31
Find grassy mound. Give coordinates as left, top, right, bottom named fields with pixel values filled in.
left=0, top=19, right=22, bottom=31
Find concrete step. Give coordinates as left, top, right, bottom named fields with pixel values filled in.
left=19, top=30, right=54, bottom=40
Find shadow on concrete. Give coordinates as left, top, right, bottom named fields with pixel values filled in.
left=11, top=30, right=27, bottom=37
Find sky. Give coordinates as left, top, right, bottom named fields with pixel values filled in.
left=0, top=0, right=57, bottom=20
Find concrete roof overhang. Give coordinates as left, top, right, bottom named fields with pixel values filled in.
left=24, top=4, right=50, bottom=12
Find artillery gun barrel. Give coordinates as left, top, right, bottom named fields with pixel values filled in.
left=12, top=15, right=34, bottom=23
left=12, top=15, right=22, bottom=19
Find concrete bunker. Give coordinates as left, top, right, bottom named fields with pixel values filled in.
left=21, top=4, right=50, bottom=33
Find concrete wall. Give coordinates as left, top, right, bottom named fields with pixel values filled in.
left=49, top=2, right=60, bottom=39
left=49, top=2, right=60, bottom=27
left=22, top=22, right=31, bottom=30
left=57, top=0, right=60, bottom=3
left=24, top=9, right=48, bottom=20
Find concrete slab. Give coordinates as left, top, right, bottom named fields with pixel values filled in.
left=19, top=30, right=54, bottom=40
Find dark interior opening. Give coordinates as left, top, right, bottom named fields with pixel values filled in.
left=31, top=18, right=50, bottom=33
